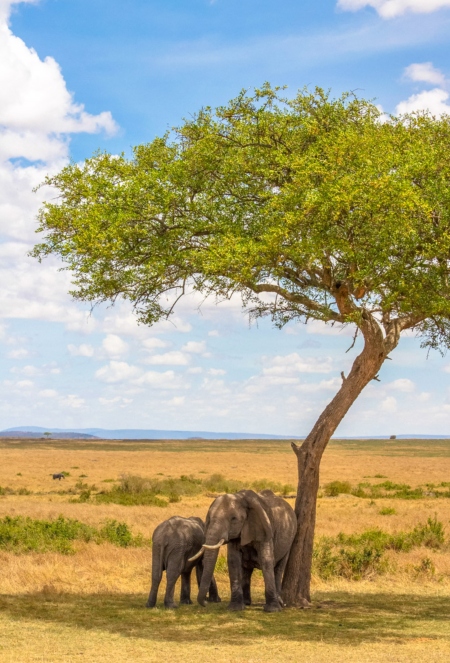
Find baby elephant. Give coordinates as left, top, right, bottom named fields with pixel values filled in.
left=146, top=516, right=221, bottom=609
left=52, top=473, right=65, bottom=480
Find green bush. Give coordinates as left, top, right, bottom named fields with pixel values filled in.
left=324, top=481, right=352, bottom=497
left=379, top=507, right=396, bottom=515
left=313, top=517, right=446, bottom=580
left=0, top=515, right=146, bottom=554
left=95, top=473, right=295, bottom=506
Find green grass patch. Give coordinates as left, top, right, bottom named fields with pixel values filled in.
left=313, top=517, right=446, bottom=580
left=94, top=473, right=295, bottom=506
left=0, top=515, right=146, bottom=554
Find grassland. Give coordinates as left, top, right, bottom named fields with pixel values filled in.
left=0, top=437, right=450, bottom=662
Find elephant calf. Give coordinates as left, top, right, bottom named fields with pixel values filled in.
left=52, top=473, right=65, bottom=480
left=146, top=516, right=221, bottom=609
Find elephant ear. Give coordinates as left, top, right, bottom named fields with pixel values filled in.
left=240, top=490, right=273, bottom=547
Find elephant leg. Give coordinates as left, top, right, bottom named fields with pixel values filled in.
left=180, top=571, right=192, bottom=605
left=146, top=544, right=163, bottom=608
left=242, top=566, right=253, bottom=606
left=227, top=541, right=245, bottom=611
left=164, top=557, right=181, bottom=609
left=259, top=542, right=281, bottom=613
left=274, top=552, right=289, bottom=608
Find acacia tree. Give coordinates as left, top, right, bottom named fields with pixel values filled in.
left=32, top=86, right=450, bottom=606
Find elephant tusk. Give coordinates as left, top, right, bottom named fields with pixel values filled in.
left=188, top=548, right=205, bottom=563
left=202, top=538, right=225, bottom=550
left=188, top=538, right=225, bottom=562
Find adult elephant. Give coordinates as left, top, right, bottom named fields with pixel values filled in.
left=190, top=489, right=296, bottom=612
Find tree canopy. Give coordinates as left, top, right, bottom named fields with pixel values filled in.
left=33, top=85, right=450, bottom=349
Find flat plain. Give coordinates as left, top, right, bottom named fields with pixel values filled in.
left=1, top=437, right=450, bottom=662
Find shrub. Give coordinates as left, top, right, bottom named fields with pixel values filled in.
left=379, top=507, right=396, bottom=515
left=0, top=515, right=146, bottom=554
left=313, top=517, right=446, bottom=580
left=324, top=481, right=352, bottom=497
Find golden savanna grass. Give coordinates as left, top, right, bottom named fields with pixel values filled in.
left=1, top=437, right=450, bottom=662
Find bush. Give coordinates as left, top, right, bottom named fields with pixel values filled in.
left=379, top=507, right=396, bottom=515
left=0, top=515, right=146, bottom=554
left=96, top=473, right=295, bottom=506
left=313, top=517, right=446, bottom=580
left=324, top=481, right=352, bottom=497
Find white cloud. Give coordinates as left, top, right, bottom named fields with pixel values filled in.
left=95, top=361, right=141, bottom=383
left=337, top=0, right=450, bottom=19
left=182, top=340, right=207, bottom=353
left=395, top=62, right=450, bottom=118
left=386, top=378, right=415, bottom=392
left=263, top=353, right=333, bottom=376
left=16, top=379, right=33, bottom=388
left=208, top=368, right=226, bottom=376
left=165, top=396, right=185, bottom=406
left=396, top=88, right=450, bottom=116
left=60, top=394, right=85, bottom=409
left=102, top=334, right=128, bottom=358
left=39, top=389, right=57, bottom=398
left=68, top=343, right=94, bottom=357
left=380, top=396, right=398, bottom=412
left=99, top=396, right=133, bottom=407
left=10, top=363, right=38, bottom=376
left=142, top=337, right=169, bottom=350
left=6, top=347, right=28, bottom=358
left=208, top=330, right=220, bottom=337
left=404, top=62, right=447, bottom=86
left=135, top=370, right=183, bottom=389
left=145, top=351, right=190, bottom=366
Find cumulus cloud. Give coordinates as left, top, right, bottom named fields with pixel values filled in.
left=7, top=347, right=28, bottom=358
left=95, top=361, right=141, bottom=384
left=404, top=62, right=447, bottom=86
left=181, top=341, right=207, bottom=353
left=0, top=0, right=119, bottom=342
left=396, top=62, right=450, bottom=117
left=380, top=396, right=398, bottom=412
left=263, top=353, right=333, bottom=376
left=135, top=370, right=183, bottom=389
left=142, top=337, right=169, bottom=350
left=386, top=378, right=415, bottom=392
left=60, top=394, right=85, bottom=409
left=337, top=0, right=450, bottom=19
left=102, top=334, right=128, bottom=358
left=144, top=351, right=190, bottom=366
left=68, top=343, right=94, bottom=358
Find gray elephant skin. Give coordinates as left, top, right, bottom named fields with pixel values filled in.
left=195, top=489, right=296, bottom=612
left=146, top=516, right=221, bottom=609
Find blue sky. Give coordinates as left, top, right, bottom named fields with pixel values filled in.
left=1, top=0, right=450, bottom=435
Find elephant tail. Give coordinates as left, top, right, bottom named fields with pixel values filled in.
left=146, top=542, right=164, bottom=608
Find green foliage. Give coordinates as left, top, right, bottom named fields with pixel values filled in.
left=32, top=85, right=450, bottom=351
left=0, top=515, right=146, bottom=554
left=379, top=507, right=396, bottom=515
left=95, top=473, right=295, bottom=506
left=313, top=517, right=446, bottom=580
left=324, top=481, right=352, bottom=497
left=322, top=479, right=450, bottom=500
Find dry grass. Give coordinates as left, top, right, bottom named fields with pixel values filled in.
left=0, top=437, right=450, bottom=661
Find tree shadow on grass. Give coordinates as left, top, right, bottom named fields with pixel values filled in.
left=1, top=590, right=450, bottom=646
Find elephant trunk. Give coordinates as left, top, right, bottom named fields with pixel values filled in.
left=198, top=547, right=220, bottom=607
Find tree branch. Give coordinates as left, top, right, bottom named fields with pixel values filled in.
left=248, top=283, right=344, bottom=322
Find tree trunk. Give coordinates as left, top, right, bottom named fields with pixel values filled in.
left=282, top=317, right=396, bottom=606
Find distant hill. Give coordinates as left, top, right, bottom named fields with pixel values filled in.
left=0, top=430, right=99, bottom=440
left=3, top=426, right=298, bottom=440
left=2, top=427, right=449, bottom=441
